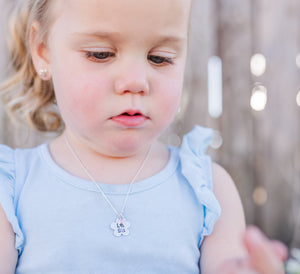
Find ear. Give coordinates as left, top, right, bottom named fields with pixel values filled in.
left=29, top=21, right=51, bottom=80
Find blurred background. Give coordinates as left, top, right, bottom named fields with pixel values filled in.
left=0, top=0, right=299, bottom=250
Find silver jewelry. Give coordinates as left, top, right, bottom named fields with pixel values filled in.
left=64, top=134, right=153, bottom=237
left=39, top=68, right=48, bottom=78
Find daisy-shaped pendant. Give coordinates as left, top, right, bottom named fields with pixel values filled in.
left=111, top=216, right=130, bottom=237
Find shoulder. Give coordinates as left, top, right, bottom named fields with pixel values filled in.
left=0, top=144, right=37, bottom=178
left=200, top=162, right=246, bottom=272
left=211, top=162, right=245, bottom=227
left=0, top=144, right=29, bottom=257
left=0, top=144, right=14, bottom=157
left=211, top=163, right=240, bottom=198
left=0, top=145, right=19, bottom=272
left=210, top=162, right=246, bottom=239
left=0, top=144, right=15, bottom=181
left=0, top=143, right=45, bottom=175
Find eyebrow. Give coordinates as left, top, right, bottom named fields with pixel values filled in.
left=70, top=31, right=187, bottom=44
left=157, top=35, right=187, bottom=44
left=71, top=31, right=121, bottom=41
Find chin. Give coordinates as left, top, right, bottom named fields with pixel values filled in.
left=108, top=133, right=152, bottom=157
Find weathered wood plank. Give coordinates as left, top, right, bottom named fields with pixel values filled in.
left=215, top=0, right=256, bottom=225
left=252, top=0, right=300, bottom=244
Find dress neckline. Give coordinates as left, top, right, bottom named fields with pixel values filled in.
left=38, top=143, right=179, bottom=195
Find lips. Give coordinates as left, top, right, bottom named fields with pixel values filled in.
left=111, top=110, right=148, bottom=127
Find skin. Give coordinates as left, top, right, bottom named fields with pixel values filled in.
left=202, top=166, right=287, bottom=274
left=50, top=0, right=189, bottom=154
left=0, top=0, right=287, bottom=273
left=32, top=0, right=191, bottom=184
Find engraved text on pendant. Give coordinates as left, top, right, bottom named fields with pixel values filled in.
left=110, top=217, right=130, bottom=237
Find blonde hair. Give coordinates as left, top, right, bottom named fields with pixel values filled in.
left=1, top=0, right=62, bottom=132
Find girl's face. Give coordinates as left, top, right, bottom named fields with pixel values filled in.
left=40, top=0, right=190, bottom=156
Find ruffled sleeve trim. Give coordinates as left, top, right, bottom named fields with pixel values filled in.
left=179, top=126, right=221, bottom=246
left=0, top=145, right=24, bottom=253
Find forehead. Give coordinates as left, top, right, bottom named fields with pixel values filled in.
left=52, top=0, right=191, bottom=39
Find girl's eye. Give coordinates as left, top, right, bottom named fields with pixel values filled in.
left=86, top=51, right=115, bottom=61
left=148, top=55, right=174, bottom=65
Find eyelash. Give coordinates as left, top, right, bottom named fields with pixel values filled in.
left=85, top=51, right=174, bottom=65
left=86, top=51, right=115, bottom=60
left=148, top=55, right=174, bottom=65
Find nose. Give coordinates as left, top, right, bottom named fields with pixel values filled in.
left=114, top=60, right=150, bottom=95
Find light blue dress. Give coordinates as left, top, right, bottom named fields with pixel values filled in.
left=0, top=126, right=221, bottom=273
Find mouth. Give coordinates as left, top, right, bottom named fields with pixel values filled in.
left=111, top=110, right=149, bottom=127
left=120, top=111, right=142, bottom=116
left=115, top=109, right=148, bottom=117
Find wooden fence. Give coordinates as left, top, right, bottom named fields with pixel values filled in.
left=0, top=0, right=299, bottom=248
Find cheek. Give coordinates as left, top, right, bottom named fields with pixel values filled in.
left=50, top=48, right=110, bottom=110
left=155, top=76, right=183, bottom=119
left=53, top=70, right=110, bottom=120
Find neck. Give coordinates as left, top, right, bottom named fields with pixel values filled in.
left=49, top=134, right=169, bottom=185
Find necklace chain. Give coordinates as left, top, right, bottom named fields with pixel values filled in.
left=63, top=134, right=153, bottom=218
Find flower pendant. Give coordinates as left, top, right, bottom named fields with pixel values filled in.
left=110, top=217, right=130, bottom=237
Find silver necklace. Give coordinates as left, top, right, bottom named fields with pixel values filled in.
left=63, top=134, right=152, bottom=237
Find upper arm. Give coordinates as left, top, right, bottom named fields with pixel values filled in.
left=0, top=204, right=18, bottom=274
left=200, top=163, right=246, bottom=273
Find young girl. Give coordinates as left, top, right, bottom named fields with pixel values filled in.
left=0, top=0, right=287, bottom=273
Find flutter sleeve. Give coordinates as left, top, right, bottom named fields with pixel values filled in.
left=0, top=145, right=24, bottom=253
left=179, top=125, right=221, bottom=245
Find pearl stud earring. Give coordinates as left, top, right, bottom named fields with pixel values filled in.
left=39, top=69, right=48, bottom=78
